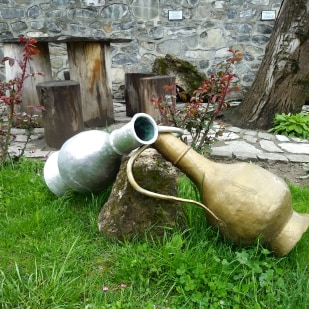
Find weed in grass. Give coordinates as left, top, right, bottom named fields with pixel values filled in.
left=0, top=160, right=308, bottom=308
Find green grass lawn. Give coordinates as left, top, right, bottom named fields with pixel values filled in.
left=0, top=159, right=308, bottom=309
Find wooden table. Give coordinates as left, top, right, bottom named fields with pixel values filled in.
left=2, top=36, right=131, bottom=127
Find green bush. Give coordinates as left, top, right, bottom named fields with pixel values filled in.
left=269, top=113, right=309, bottom=139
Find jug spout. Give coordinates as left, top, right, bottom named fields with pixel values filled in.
left=269, top=211, right=309, bottom=257
left=109, top=113, right=158, bottom=155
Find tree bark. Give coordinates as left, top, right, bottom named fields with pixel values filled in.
left=228, top=0, right=309, bottom=130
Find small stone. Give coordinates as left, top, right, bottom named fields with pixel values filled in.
left=24, top=150, right=50, bottom=158
left=10, top=128, right=26, bottom=135
left=15, top=135, right=28, bottom=143
left=276, top=135, right=290, bottom=142
left=259, top=140, right=284, bottom=153
left=227, top=140, right=262, bottom=153
left=217, top=131, right=239, bottom=141
left=279, top=143, right=309, bottom=154
left=286, top=154, right=309, bottom=163
left=213, top=1, right=225, bottom=9
left=240, top=9, right=256, bottom=18
left=227, top=126, right=243, bottom=133
left=33, top=128, right=45, bottom=134
left=210, top=148, right=233, bottom=158
left=257, top=153, right=288, bottom=162
left=234, top=151, right=258, bottom=161
left=243, top=135, right=257, bottom=144
left=244, top=130, right=257, bottom=136
left=291, top=137, right=308, bottom=143
left=258, top=132, right=274, bottom=140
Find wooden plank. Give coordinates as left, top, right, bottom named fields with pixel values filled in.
left=0, top=37, right=131, bottom=44
left=36, top=80, right=84, bottom=149
left=67, top=41, right=114, bottom=127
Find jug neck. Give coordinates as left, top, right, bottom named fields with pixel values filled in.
left=110, top=113, right=158, bottom=155
left=154, top=133, right=213, bottom=185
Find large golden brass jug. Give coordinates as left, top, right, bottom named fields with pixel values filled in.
left=153, top=133, right=309, bottom=257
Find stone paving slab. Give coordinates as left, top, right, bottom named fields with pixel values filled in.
left=4, top=102, right=309, bottom=164
left=259, top=140, right=284, bottom=153
left=285, top=154, right=309, bottom=163
left=278, top=143, right=309, bottom=154
left=257, top=153, right=289, bottom=162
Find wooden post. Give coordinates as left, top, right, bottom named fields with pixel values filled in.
left=125, top=73, right=156, bottom=117
left=67, top=41, right=114, bottom=127
left=36, top=80, right=84, bottom=149
left=139, top=75, right=175, bottom=122
left=4, top=42, right=52, bottom=111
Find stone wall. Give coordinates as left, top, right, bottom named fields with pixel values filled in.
left=0, top=0, right=282, bottom=100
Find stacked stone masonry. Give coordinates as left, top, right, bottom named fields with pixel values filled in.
left=0, top=0, right=282, bottom=100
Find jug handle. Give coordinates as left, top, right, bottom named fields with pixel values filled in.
left=126, top=142, right=223, bottom=225
left=158, top=126, right=185, bottom=136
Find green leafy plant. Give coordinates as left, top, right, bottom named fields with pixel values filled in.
left=0, top=36, right=44, bottom=163
left=268, top=112, right=309, bottom=139
left=152, top=49, right=243, bottom=150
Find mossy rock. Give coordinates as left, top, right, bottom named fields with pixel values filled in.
left=98, top=148, right=186, bottom=241
left=152, top=54, right=206, bottom=95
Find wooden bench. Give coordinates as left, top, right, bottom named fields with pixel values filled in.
left=2, top=36, right=131, bottom=127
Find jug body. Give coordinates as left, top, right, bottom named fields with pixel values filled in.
left=44, top=113, right=158, bottom=196
left=154, top=133, right=309, bottom=256
left=57, top=130, right=121, bottom=193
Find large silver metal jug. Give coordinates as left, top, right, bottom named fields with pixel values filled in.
left=44, top=113, right=158, bottom=196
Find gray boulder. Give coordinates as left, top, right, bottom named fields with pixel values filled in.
left=98, top=148, right=186, bottom=241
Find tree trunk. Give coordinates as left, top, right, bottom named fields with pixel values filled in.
left=228, top=0, right=309, bottom=130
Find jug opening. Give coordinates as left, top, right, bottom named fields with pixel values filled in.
left=134, top=116, right=156, bottom=142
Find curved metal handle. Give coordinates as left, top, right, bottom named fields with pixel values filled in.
left=158, top=125, right=184, bottom=137
left=126, top=144, right=223, bottom=224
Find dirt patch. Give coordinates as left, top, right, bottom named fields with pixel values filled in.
left=213, top=157, right=309, bottom=189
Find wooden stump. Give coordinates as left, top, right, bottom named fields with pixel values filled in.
left=66, top=41, right=114, bottom=127
left=125, top=73, right=156, bottom=117
left=139, top=75, right=175, bottom=122
left=36, top=80, right=84, bottom=149
left=4, top=42, right=52, bottom=112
